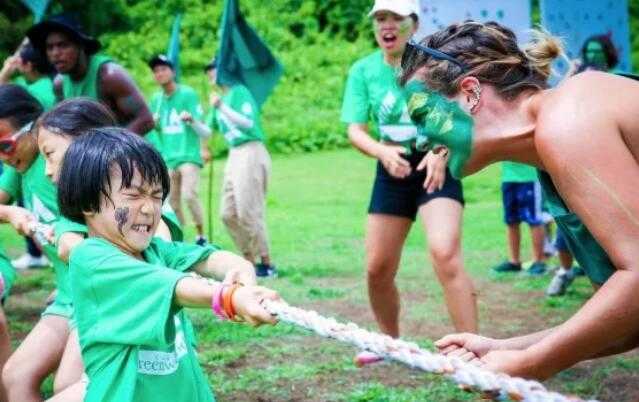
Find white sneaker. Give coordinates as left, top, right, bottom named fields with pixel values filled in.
left=11, top=254, right=49, bottom=270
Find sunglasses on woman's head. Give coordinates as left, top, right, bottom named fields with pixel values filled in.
left=0, top=122, right=32, bottom=157
left=401, top=40, right=468, bottom=73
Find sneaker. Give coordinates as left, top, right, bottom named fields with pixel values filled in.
left=195, top=236, right=207, bottom=247
left=354, top=351, right=384, bottom=367
left=527, top=261, right=547, bottom=276
left=255, top=263, right=278, bottom=278
left=492, top=261, right=522, bottom=273
left=546, top=269, right=575, bottom=296
left=11, top=253, right=49, bottom=270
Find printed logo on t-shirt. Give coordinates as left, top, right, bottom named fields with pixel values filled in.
left=137, top=317, right=188, bottom=376
left=218, top=113, right=242, bottom=143
left=163, top=108, right=184, bottom=135
left=378, top=90, right=417, bottom=142
left=32, top=194, right=55, bottom=223
left=241, top=102, right=253, bottom=115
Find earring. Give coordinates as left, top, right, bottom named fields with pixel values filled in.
left=469, top=86, right=481, bottom=112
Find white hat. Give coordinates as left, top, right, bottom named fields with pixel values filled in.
left=368, top=0, right=419, bottom=18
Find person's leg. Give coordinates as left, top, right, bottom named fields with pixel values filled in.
left=179, top=163, right=205, bottom=238
left=366, top=214, right=412, bottom=338
left=507, top=223, right=522, bottom=264
left=168, top=168, right=184, bottom=226
left=529, top=224, right=546, bottom=262
left=220, top=153, right=255, bottom=263
left=0, top=307, right=11, bottom=402
left=52, top=329, right=83, bottom=395
left=3, top=315, right=69, bottom=402
left=419, top=198, right=478, bottom=333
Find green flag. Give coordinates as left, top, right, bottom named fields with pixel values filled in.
left=20, top=0, right=50, bottom=22
left=167, top=13, right=182, bottom=81
left=217, top=0, right=283, bottom=106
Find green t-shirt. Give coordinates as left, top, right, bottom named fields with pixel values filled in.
left=0, top=246, right=16, bottom=300
left=501, top=162, right=538, bottom=183
left=150, top=85, right=204, bottom=169
left=340, top=50, right=417, bottom=146
left=14, top=76, right=56, bottom=111
left=62, top=54, right=112, bottom=100
left=0, top=157, right=73, bottom=311
left=538, top=170, right=614, bottom=285
left=206, top=85, right=264, bottom=148
left=69, top=237, right=217, bottom=402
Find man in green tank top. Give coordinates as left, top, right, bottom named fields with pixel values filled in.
left=26, top=14, right=154, bottom=135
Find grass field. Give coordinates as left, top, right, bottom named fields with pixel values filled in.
left=1, top=149, right=637, bottom=401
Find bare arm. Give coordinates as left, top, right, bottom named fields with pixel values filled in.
left=0, top=189, right=11, bottom=205
left=99, top=64, right=154, bottom=135
left=348, top=123, right=411, bottom=178
left=192, top=251, right=256, bottom=286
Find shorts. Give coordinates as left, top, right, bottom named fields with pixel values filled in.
left=368, top=150, right=464, bottom=221
left=555, top=228, right=570, bottom=252
left=502, top=182, right=543, bottom=225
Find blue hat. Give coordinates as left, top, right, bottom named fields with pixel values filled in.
left=148, top=54, right=174, bottom=70
left=27, top=13, right=101, bottom=55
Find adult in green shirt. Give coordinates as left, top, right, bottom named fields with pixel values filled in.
left=26, top=14, right=154, bottom=135
left=204, top=59, right=276, bottom=278
left=0, top=84, right=82, bottom=402
left=491, top=162, right=547, bottom=274
left=400, top=20, right=639, bottom=380
left=340, top=0, right=476, bottom=365
left=148, top=55, right=210, bottom=245
left=57, top=127, right=278, bottom=402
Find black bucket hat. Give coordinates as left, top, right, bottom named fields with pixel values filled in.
left=148, top=54, right=174, bottom=70
left=27, top=14, right=102, bottom=55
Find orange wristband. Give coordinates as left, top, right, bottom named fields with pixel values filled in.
left=222, top=284, right=241, bottom=320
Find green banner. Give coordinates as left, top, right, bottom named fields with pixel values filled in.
left=20, top=0, right=50, bottom=22
left=217, top=0, right=283, bottom=106
left=167, top=13, right=182, bottom=82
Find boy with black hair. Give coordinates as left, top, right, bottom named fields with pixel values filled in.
left=58, top=127, right=277, bottom=402
left=148, top=54, right=210, bottom=246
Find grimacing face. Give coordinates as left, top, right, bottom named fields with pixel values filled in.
left=85, top=167, right=163, bottom=258
left=37, top=127, right=73, bottom=183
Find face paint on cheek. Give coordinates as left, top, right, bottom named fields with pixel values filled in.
left=405, top=83, right=475, bottom=179
left=114, top=207, right=130, bottom=235
left=398, top=18, right=412, bottom=36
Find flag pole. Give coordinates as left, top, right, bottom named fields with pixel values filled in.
left=207, top=148, right=214, bottom=241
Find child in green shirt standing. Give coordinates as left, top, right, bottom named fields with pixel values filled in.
left=58, top=127, right=278, bottom=402
left=148, top=55, right=211, bottom=246
left=492, top=162, right=547, bottom=275
left=204, top=59, right=276, bottom=277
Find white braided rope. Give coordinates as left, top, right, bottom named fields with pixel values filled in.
left=263, top=300, right=598, bottom=402
left=28, top=222, right=52, bottom=246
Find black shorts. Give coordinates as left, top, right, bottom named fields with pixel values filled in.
left=368, top=150, right=464, bottom=221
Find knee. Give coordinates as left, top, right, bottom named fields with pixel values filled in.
left=366, top=260, right=395, bottom=288
left=3, top=354, right=31, bottom=392
left=430, top=244, right=462, bottom=281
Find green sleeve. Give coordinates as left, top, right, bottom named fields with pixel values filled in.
left=340, top=63, right=370, bottom=124
left=54, top=216, right=87, bottom=244
left=69, top=238, right=189, bottom=348
left=0, top=166, right=21, bottom=203
left=151, top=238, right=218, bottom=273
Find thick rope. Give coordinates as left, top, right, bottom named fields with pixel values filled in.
left=263, top=300, right=598, bottom=402
left=29, top=223, right=597, bottom=401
